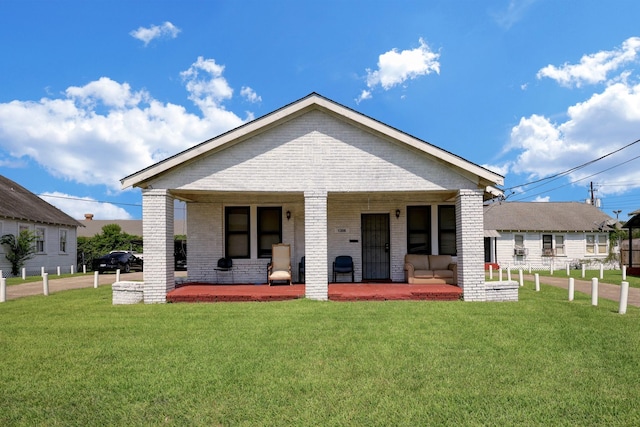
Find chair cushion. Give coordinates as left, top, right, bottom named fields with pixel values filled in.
left=270, top=271, right=291, bottom=281
left=405, top=254, right=429, bottom=270
left=433, top=269, right=453, bottom=279
left=428, top=255, right=452, bottom=271
left=413, top=269, right=434, bottom=278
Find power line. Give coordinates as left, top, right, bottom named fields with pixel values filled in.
left=39, top=193, right=142, bottom=207
left=503, top=137, right=640, bottom=193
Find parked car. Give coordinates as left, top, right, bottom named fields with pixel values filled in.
left=93, top=251, right=143, bottom=274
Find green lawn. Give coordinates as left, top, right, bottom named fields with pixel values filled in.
left=1, top=285, right=639, bottom=426
left=491, top=267, right=640, bottom=288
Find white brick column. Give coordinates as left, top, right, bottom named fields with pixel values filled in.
left=456, top=189, right=486, bottom=301
left=304, top=191, right=328, bottom=300
left=142, top=189, right=175, bottom=303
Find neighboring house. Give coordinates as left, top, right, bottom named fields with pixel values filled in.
left=120, top=93, right=504, bottom=303
left=0, top=175, right=82, bottom=276
left=484, top=201, right=616, bottom=269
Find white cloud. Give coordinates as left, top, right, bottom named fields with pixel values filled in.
left=507, top=81, right=640, bottom=196
left=532, top=196, right=550, bottom=202
left=482, top=162, right=510, bottom=177
left=39, top=192, right=133, bottom=220
left=0, top=57, right=248, bottom=190
left=357, top=38, right=440, bottom=102
left=130, top=21, right=181, bottom=46
left=240, top=86, right=262, bottom=103
left=537, top=37, right=640, bottom=88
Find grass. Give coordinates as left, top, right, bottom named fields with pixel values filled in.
left=490, top=267, right=640, bottom=288
left=1, top=285, right=639, bottom=426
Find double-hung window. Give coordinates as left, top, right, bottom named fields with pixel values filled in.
left=59, top=229, right=68, bottom=253
left=35, top=227, right=45, bottom=253
left=257, top=207, right=282, bottom=258
left=225, top=207, right=250, bottom=258
left=406, top=206, right=431, bottom=254
left=438, top=205, right=456, bottom=256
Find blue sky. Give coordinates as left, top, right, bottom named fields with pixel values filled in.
left=1, top=0, right=640, bottom=221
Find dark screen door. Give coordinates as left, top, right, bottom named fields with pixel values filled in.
left=361, top=214, right=390, bottom=280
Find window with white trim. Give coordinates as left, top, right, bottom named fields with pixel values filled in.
left=225, top=207, right=250, bottom=258
left=555, top=235, right=565, bottom=255
left=586, top=234, right=608, bottom=255
left=35, top=227, right=45, bottom=253
left=59, top=229, right=68, bottom=253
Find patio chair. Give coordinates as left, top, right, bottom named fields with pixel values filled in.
left=298, top=256, right=305, bottom=283
left=215, top=257, right=234, bottom=282
left=333, top=255, right=354, bottom=282
left=267, top=243, right=292, bottom=286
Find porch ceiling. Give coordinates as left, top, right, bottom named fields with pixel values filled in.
left=170, top=189, right=460, bottom=204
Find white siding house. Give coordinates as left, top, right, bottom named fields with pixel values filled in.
left=0, top=175, right=81, bottom=277
left=484, top=202, right=616, bottom=270
left=121, top=93, right=505, bottom=302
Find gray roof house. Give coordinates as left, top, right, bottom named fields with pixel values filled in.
left=484, top=201, right=615, bottom=268
left=0, top=175, right=82, bottom=276
left=120, top=93, right=505, bottom=303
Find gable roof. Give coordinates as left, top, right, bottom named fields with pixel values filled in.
left=484, top=202, right=614, bottom=232
left=121, top=93, right=504, bottom=193
left=0, top=175, right=82, bottom=228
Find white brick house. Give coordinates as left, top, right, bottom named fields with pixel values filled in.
left=121, top=93, right=504, bottom=302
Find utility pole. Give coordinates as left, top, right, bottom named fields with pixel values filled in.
left=589, top=182, right=597, bottom=206
left=613, top=210, right=622, bottom=220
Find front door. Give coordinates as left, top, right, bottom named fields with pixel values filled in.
left=361, top=213, right=390, bottom=281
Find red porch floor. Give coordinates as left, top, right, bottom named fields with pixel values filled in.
left=167, top=283, right=462, bottom=303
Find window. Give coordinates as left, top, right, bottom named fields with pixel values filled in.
left=514, top=234, right=525, bottom=257
left=406, top=206, right=431, bottom=254
left=35, top=227, right=45, bottom=253
left=59, top=229, right=68, bottom=253
left=542, top=234, right=553, bottom=256
left=257, top=207, right=282, bottom=258
left=225, top=207, right=250, bottom=258
left=438, top=205, right=456, bottom=256
left=555, top=235, right=565, bottom=255
left=586, top=234, right=608, bottom=255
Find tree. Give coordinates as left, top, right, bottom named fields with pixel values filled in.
left=77, top=224, right=143, bottom=271
left=1, top=230, right=37, bottom=276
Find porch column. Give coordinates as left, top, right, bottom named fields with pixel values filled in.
left=304, top=190, right=328, bottom=300
left=456, top=189, right=486, bottom=301
left=142, top=189, right=175, bottom=303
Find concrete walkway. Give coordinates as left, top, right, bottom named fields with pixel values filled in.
left=3, top=271, right=187, bottom=301
left=522, top=274, right=640, bottom=307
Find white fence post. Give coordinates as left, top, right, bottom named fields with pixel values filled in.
left=619, top=281, right=629, bottom=314
left=82, top=265, right=86, bottom=274
left=116, top=269, right=121, bottom=282
left=507, top=268, right=512, bottom=282
left=535, top=273, right=540, bottom=292
left=591, top=278, right=598, bottom=306
left=94, top=271, right=99, bottom=289
left=71, top=265, right=75, bottom=275
left=43, top=273, right=49, bottom=296
left=581, top=263, right=586, bottom=278
left=623, top=265, right=627, bottom=280
left=489, top=265, right=493, bottom=280
left=568, top=277, right=574, bottom=301
left=0, top=277, right=6, bottom=302
left=21, top=267, right=26, bottom=280
left=566, top=263, right=570, bottom=276
left=57, top=266, right=61, bottom=276
left=41, top=266, right=45, bottom=277
left=499, top=268, right=503, bottom=281
left=599, top=263, right=603, bottom=280
left=519, top=269, right=524, bottom=287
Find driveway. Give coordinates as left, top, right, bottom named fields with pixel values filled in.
left=4, top=271, right=187, bottom=301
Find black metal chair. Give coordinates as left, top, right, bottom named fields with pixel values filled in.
left=333, top=255, right=354, bottom=282
left=298, top=256, right=305, bottom=283
left=215, top=257, right=234, bottom=282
